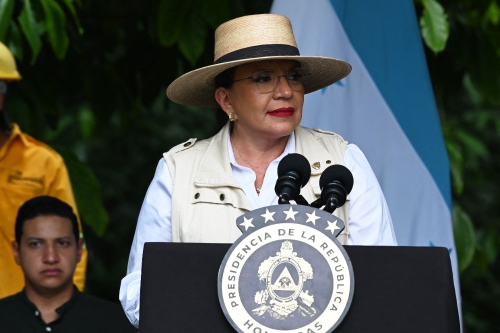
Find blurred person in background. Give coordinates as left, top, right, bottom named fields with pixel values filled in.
left=0, top=42, right=87, bottom=298
left=0, top=196, right=136, bottom=332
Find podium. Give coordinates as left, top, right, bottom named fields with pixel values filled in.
left=140, top=243, right=459, bottom=332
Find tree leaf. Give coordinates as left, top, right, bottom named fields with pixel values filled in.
left=480, top=231, right=499, bottom=264
left=52, top=144, right=109, bottom=237
left=6, top=21, right=23, bottom=61
left=463, top=73, right=482, bottom=106
left=41, top=113, right=74, bottom=142
left=17, top=0, right=43, bottom=64
left=446, top=142, right=464, bottom=195
left=456, top=130, right=490, bottom=158
left=419, top=0, right=449, bottom=53
left=452, top=204, right=476, bottom=273
left=0, top=0, right=14, bottom=41
left=60, top=0, right=83, bottom=34
left=40, top=0, right=69, bottom=60
left=178, top=11, right=207, bottom=66
left=449, top=161, right=463, bottom=195
left=485, top=1, right=500, bottom=25
left=200, top=0, right=231, bottom=29
left=156, top=0, right=192, bottom=47
left=78, top=107, right=96, bottom=139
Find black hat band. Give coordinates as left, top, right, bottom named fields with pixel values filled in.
left=214, top=44, right=300, bottom=65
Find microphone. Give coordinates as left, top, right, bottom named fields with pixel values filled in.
left=319, top=165, right=354, bottom=213
left=275, top=153, right=311, bottom=204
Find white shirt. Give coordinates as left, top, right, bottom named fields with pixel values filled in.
left=119, top=132, right=397, bottom=327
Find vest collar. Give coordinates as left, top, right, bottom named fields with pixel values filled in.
left=295, top=126, right=336, bottom=176
left=193, top=122, right=242, bottom=188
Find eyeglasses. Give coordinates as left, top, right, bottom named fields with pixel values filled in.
left=232, top=69, right=310, bottom=93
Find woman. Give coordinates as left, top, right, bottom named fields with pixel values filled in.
left=120, top=14, right=396, bottom=327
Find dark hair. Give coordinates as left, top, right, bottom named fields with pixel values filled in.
left=213, top=67, right=238, bottom=130
left=214, top=67, right=237, bottom=90
left=15, top=196, right=79, bottom=244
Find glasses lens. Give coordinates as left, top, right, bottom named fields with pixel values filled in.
left=255, top=69, right=307, bottom=93
left=253, top=73, right=276, bottom=93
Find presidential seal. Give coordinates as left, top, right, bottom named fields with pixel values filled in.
left=252, top=240, right=316, bottom=319
left=218, top=204, right=354, bottom=333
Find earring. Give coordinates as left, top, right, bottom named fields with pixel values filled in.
left=228, top=112, right=236, bottom=122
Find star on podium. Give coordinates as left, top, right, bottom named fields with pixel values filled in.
left=261, top=209, right=275, bottom=223
left=325, top=220, right=341, bottom=235
left=283, top=207, right=299, bottom=221
left=305, top=210, right=320, bottom=225
left=240, top=217, right=255, bottom=231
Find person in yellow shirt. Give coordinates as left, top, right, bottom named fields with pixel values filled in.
left=0, top=42, right=87, bottom=298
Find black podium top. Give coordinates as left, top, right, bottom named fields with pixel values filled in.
left=140, top=243, right=459, bottom=333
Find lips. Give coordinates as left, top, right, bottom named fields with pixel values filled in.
left=267, top=107, right=294, bottom=117
left=42, top=268, right=62, bottom=277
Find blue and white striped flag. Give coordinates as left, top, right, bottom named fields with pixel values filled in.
left=272, top=0, right=461, bottom=318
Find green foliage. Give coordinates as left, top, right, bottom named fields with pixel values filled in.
left=445, top=141, right=463, bottom=195
left=452, top=204, right=476, bottom=273
left=156, top=0, right=192, bottom=47
left=426, top=1, right=500, bottom=330
left=53, top=144, right=109, bottom=237
left=418, top=0, right=450, bottom=53
left=18, top=0, right=43, bottom=64
left=485, top=1, right=500, bottom=25
left=40, top=0, right=69, bottom=60
left=1, top=0, right=80, bottom=63
left=201, top=0, right=231, bottom=29
left=78, top=107, right=95, bottom=140
left=6, top=22, right=24, bottom=60
left=60, top=0, right=83, bottom=34
left=0, top=0, right=14, bottom=41
left=178, top=11, right=207, bottom=66
left=156, top=0, right=237, bottom=65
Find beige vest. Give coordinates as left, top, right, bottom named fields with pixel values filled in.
left=164, top=123, right=350, bottom=244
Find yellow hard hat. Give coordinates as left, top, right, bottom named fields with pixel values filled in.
left=0, top=42, right=21, bottom=81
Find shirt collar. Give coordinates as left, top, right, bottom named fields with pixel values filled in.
left=55, top=286, right=80, bottom=316
left=227, top=130, right=296, bottom=168
left=20, top=286, right=80, bottom=323
left=7, top=123, right=25, bottom=144
left=0, top=123, right=25, bottom=160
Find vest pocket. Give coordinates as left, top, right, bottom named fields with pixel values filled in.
left=191, top=187, right=252, bottom=211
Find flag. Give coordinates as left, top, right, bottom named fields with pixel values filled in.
left=272, top=0, right=461, bottom=320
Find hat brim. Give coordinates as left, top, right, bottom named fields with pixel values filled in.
left=166, top=56, right=351, bottom=108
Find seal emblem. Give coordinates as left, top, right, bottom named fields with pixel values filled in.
left=218, top=204, right=354, bottom=333
left=253, top=240, right=316, bottom=319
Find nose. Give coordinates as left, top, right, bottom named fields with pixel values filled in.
left=43, top=243, right=60, bottom=264
left=273, top=75, right=293, bottom=98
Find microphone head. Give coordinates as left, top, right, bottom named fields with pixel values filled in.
left=319, top=165, right=354, bottom=194
left=277, top=153, right=311, bottom=187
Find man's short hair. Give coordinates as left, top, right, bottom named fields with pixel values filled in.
left=15, top=196, right=79, bottom=243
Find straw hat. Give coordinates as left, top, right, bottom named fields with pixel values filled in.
left=166, top=14, right=351, bottom=108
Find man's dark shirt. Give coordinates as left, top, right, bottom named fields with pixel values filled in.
left=0, top=288, right=137, bottom=332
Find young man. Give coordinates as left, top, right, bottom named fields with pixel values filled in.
left=0, top=196, right=136, bottom=332
left=0, top=41, right=87, bottom=298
